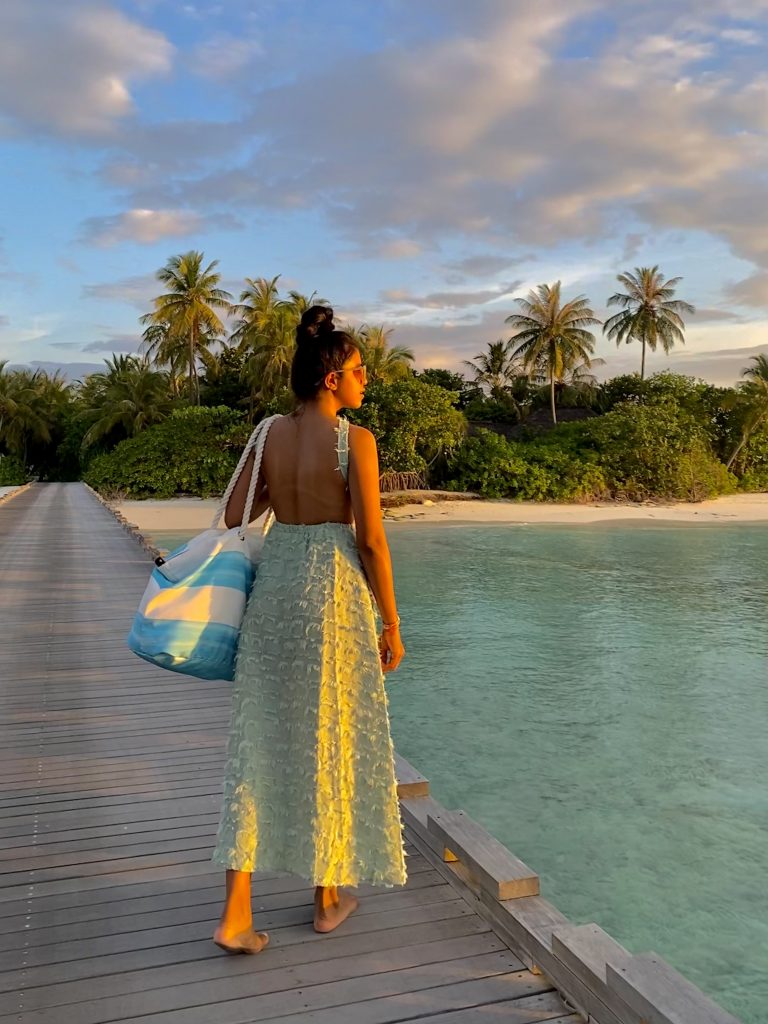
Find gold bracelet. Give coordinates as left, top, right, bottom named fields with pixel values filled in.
left=381, top=615, right=401, bottom=631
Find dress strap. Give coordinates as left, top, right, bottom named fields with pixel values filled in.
left=334, top=416, right=350, bottom=483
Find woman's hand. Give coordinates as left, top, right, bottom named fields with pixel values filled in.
left=379, top=628, right=405, bottom=673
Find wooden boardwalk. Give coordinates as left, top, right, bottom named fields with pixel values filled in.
left=0, top=483, right=580, bottom=1024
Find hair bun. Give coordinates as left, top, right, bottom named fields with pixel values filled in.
left=297, top=305, right=335, bottom=346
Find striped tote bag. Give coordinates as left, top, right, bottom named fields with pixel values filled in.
left=126, top=414, right=280, bottom=681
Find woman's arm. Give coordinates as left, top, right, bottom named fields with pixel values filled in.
left=348, top=426, right=398, bottom=625
left=223, top=448, right=271, bottom=529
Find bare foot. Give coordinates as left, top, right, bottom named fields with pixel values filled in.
left=213, top=924, right=269, bottom=954
left=313, top=888, right=359, bottom=933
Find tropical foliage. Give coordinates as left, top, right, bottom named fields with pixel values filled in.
left=83, top=406, right=251, bottom=499
left=140, top=251, right=232, bottom=406
left=348, top=376, right=466, bottom=489
left=3, top=251, right=766, bottom=504
left=505, top=281, right=601, bottom=424
left=603, top=266, right=695, bottom=379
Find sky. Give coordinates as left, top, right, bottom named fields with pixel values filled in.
left=2, top=0, right=768, bottom=386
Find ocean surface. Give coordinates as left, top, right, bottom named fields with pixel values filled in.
left=148, top=521, right=768, bottom=1023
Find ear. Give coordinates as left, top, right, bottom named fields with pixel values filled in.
left=323, top=370, right=338, bottom=392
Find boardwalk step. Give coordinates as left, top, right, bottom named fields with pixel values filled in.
left=427, top=808, right=540, bottom=900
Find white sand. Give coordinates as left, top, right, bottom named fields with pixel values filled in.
left=112, top=492, right=768, bottom=532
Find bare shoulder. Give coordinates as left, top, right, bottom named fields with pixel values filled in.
left=348, top=423, right=377, bottom=455
left=348, top=423, right=375, bottom=443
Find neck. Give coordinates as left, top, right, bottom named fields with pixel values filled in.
left=295, top=391, right=342, bottom=420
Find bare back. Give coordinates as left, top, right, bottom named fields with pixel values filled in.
left=261, top=412, right=351, bottom=526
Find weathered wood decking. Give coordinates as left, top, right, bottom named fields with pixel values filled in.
left=0, top=483, right=578, bottom=1024
left=0, top=483, right=743, bottom=1024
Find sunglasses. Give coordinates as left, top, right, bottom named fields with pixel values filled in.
left=332, top=362, right=368, bottom=384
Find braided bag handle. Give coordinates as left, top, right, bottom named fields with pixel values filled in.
left=211, top=414, right=280, bottom=538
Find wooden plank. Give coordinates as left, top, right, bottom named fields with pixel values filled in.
left=0, top=917, right=495, bottom=994
left=0, top=881, right=456, bottom=954
left=72, top=968, right=556, bottom=1024
left=394, top=752, right=430, bottom=798
left=551, top=923, right=637, bottom=1024
left=408, top=1013, right=581, bottom=1024
left=427, top=808, right=539, bottom=900
left=401, top=795, right=458, bottom=859
left=13, top=952, right=533, bottom=1024
left=406, top=811, right=626, bottom=1024
left=2, top=932, right=509, bottom=1019
left=0, top=899, right=474, bottom=974
left=0, top=862, right=433, bottom=933
left=607, top=953, right=743, bottom=1024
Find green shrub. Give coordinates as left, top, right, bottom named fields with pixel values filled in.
left=738, top=428, right=768, bottom=492
left=0, top=455, right=29, bottom=486
left=83, top=406, right=250, bottom=499
left=519, top=446, right=609, bottom=502
left=445, top=429, right=609, bottom=501
left=444, top=429, right=529, bottom=498
left=349, top=377, right=466, bottom=482
left=582, top=400, right=736, bottom=500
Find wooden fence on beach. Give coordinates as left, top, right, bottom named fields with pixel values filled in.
left=0, top=482, right=743, bottom=1024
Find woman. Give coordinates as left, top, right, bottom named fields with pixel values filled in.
left=211, top=305, right=407, bottom=953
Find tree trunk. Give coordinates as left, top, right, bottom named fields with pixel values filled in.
left=550, top=374, right=557, bottom=425
left=189, top=330, right=196, bottom=405
left=640, top=339, right=646, bottom=381
left=726, top=411, right=766, bottom=471
left=726, top=434, right=748, bottom=472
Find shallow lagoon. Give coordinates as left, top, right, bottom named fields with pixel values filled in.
left=150, top=521, right=768, bottom=1022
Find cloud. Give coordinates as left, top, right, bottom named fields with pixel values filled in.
left=5, top=360, right=103, bottom=381
left=619, top=234, right=645, bottom=263
left=444, top=254, right=531, bottom=280
left=721, top=28, right=762, bottom=45
left=190, top=32, right=263, bottom=79
left=0, top=314, right=9, bottom=328
left=380, top=280, right=524, bottom=309
left=81, top=333, right=140, bottom=353
left=723, top=272, right=768, bottom=308
left=665, top=342, right=768, bottom=385
left=79, top=208, right=242, bottom=246
left=0, top=1, right=172, bottom=136
left=133, top=0, right=768, bottom=278
left=375, top=239, right=425, bottom=260
left=83, top=272, right=161, bottom=309
left=691, top=307, right=744, bottom=322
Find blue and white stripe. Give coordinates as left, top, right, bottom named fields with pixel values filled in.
left=126, top=415, right=280, bottom=681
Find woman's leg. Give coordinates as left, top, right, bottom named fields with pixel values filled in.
left=313, top=884, right=359, bottom=933
left=213, top=869, right=268, bottom=948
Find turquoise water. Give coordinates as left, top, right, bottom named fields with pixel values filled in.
left=149, top=522, right=767, bottom=1022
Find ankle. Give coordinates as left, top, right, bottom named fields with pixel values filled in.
left=314, top=885, right=338, bottom=911
left=218, top=913, right=253, bottom=933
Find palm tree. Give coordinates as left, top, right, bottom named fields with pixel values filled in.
left=230, top=279, right=329, bottom=411
left=506, top=281, right=601, bottom=425
left=76, top=354, right=174, bottom=451
left=0, top=360, right=19, bottom=443
left=141, top=251, right=232, bottom=405
left=0, top=364, right=70, bottom=469
left=463, top=340, right=526, bottom=399
left=726, top=353, right=768, bottom=471
left=603, top=266, right=695, bottom=380
left=139, top=320, right=187, bottom=397
left=357, top=324, right=415, bottom=383
left=553, top=357, right=606, bottom=408
left=229, top=275, right=284, bottom=356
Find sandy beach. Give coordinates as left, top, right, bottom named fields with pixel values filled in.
left=112, top=491, right=768, bottom=533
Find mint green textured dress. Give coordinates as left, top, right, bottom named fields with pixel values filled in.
left=211, top=417, right=408, bottom=888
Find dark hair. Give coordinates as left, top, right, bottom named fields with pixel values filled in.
left=290, top=305, right=360, bottom=401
